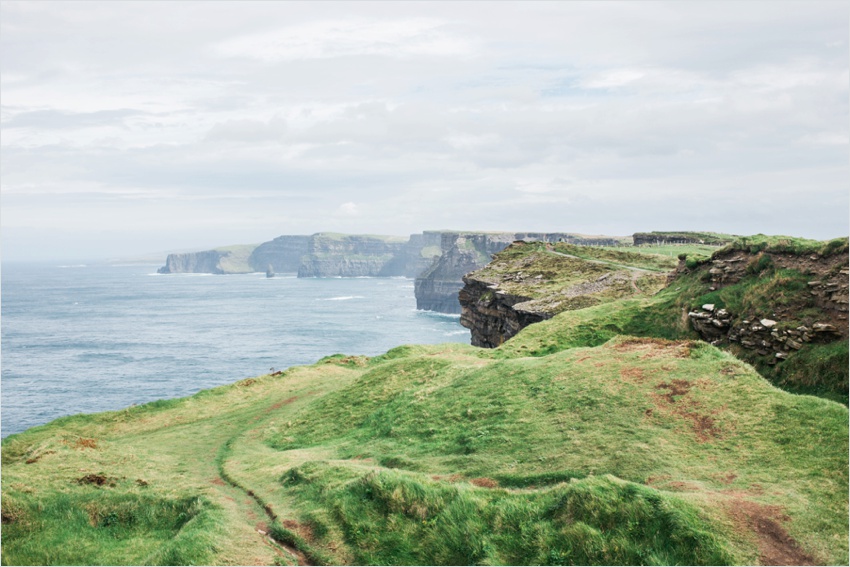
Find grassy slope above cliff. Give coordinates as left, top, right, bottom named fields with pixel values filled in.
left=3, top=332, right=847, bottom=565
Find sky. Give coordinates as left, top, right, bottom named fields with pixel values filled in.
left=1, top=1, right=848, bottom=261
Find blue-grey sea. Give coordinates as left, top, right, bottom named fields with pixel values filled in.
left=1, top=263, right=467, bottom=437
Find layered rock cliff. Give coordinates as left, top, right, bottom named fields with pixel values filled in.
left=297, top=233, right=410, bottom=277
left=157, top=245, right=256, bottom=274
left=158, top=250, right=228, bottom=274
left=248, top=235, right=310, bottom=273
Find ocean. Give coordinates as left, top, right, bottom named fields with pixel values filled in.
left=1, top=263, right=468, bottom=437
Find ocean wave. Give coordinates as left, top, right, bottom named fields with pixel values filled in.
left=415, top=309, right=461, bottom=319
left=148, top=272, right=214, bottom=277
left=318, top=295, right=365, bottom=301
left=444, top=330, right=468, bottom=336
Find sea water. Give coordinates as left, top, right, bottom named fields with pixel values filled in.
left=1, top=263, right=468, bottom=437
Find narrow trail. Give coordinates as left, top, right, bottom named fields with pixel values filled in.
left=216, top=430, right=312, bottom=566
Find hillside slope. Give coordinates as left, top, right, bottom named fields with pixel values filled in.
left=3, top=332, right=847, bottom=565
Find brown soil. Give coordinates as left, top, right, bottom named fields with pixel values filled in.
left=725, top=498, right=816, bottom=566
left=282, top=519, right=315, bottom=543
left=653, top=380, right=722, bottom=442
left=258, top=521, right=313, bottom=566
left=72, top=437, right=98, bottom=449
left=25, top=450, right=55, bottom=464
left=269, top=396, right=298, bottom=411
left=655, top=379, right=692, bottom=403
left=76, top=473, right=114, bottom=487
left=210, top=477, right=226, bottom=486
left=470, top=477, right=499, bottom=488
left=620, top=366, right=647, bottom=382
left=613, top=337, right=694, bottom=358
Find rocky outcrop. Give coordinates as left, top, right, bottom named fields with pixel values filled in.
left=248, top=235, right=310, bottom=273
left=414, top=232, right=612, bottom=313
left=158, top=250, right=233, bottom=274
left=682, top=240, right=848, bottom=365
left=458, top=276, right=551, bottom=348
left=688, top=304, right=842, bottom=364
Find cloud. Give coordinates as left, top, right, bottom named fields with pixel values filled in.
left=336, top=202, right=359, bottom=216
left=2, top=108, right=147, bottom=130
left=215, top=18, right=480, bottom=62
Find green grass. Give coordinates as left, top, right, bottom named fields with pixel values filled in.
left=553, top=242, right=681, bottom=272
left=279, top=464, right=733, bottom=565
left=603, top=243, right=721, bottom=262
left=720, top=234, right=849, bottom=257
left=2, top=492, right=221, bottom=566
left=3, top=333, right=847, bottom=565
left=633, top=231, right=738, bottom=245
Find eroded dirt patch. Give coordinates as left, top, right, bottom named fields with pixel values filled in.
left=25, top=450, right=56, bottom=464
left=652, top=380, right=722, bottom=442
left=282, top=519, right=315, bottom=544
left=67, top=437, right=98, bottom=450
left=269, top=396, right=298, bottom=411
left=613, top=337, right=694, bottom=358
left=76, top=473, right=115, bottom=487
left=470, top=477, right=499, bottom=488
left=620, top=366, right=647, bottom=382
left=725, top=499, right=816, bottom=566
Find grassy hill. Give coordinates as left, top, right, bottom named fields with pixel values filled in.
left=3, top=341, right=847, bottom=564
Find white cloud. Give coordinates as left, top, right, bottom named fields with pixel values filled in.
left=337, top=202, right=359, bottom=216
left=215, top=18, right=479, bottom=62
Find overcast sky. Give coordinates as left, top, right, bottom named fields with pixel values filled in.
left=2, top=1, right=848, bottom=261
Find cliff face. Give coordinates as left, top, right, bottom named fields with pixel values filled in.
left=297, top=234, right=410, bottom=277
left=158, top=250, right=233, bottom=274
left=458, top=277, right=550, bottom=347
left=248, top=236, right=310, bottom=273
left=415, top=233, right=514, bottom=313
left=414, top=232, right=625, bottom=313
